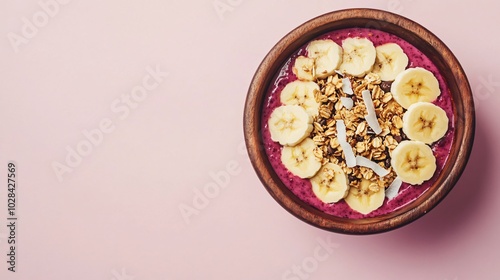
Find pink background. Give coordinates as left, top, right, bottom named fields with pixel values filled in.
left=0, top=0, right=498, bottom=279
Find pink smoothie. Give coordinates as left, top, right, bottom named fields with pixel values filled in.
left=261, top=28, right=455, bottom=219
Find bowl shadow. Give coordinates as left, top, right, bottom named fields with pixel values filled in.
left=383, top=114, right=488, bottom=244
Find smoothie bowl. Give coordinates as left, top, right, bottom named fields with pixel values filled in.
left=244, top=9, right=474, bottom=234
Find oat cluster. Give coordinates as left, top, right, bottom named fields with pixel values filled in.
left=310, top=73, right=406, bottom=191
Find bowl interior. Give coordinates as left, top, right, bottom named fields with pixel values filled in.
left=244, top=9, right=475, bottom=234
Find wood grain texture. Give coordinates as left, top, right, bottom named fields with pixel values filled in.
left=243, top=9, right=475, bottom=234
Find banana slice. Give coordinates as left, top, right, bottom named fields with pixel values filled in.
left=372, top=43, right=409, bottom=81
left=391, top=67, right=441, bottom=109
left=280, top=81, right=320, bottom=117
left=268, top=105, right=313, bottom=146
left=306, top=39, right=343, bottom=79
left=292, top=56, right=315, bottom=81
left=391, top=140, right=437, bottom=185
left=310, top=163, right=349, bottom=203
left=403, top=102, right=449, bottom=144
left=344, top=179, right=385, bottom=215
left=281, top=138, right=322, bottom=179
left=339, top=37, right=376, bottom=77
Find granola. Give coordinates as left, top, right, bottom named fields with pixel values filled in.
left=311, top=73, right=405, bottom=190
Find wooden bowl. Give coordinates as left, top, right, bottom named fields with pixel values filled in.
left=243, top=9, right=475, bottom=234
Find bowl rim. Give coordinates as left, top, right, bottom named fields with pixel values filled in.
left=243, top=8, right=475, bottom=234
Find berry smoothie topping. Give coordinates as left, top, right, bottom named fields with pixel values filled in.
left=262, top=28, right=455, bottom=218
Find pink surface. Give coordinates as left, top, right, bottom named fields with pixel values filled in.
left=0, top=1, right=498, bottom=279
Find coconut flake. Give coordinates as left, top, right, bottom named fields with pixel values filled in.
left=340, top=97, right=354, bottom=110
left=336, top=120, right=356, bottom=167
left=365, top=114, right=382, bottom=135
left=335, top=70, right=344, bottom=77
left=355, top=156, right=389, bottom=177
left=342, top=78, right=354, bottom=95
left=361, top=90, right=382, bottom=134
left=385, top=177, right=403, bottom=200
